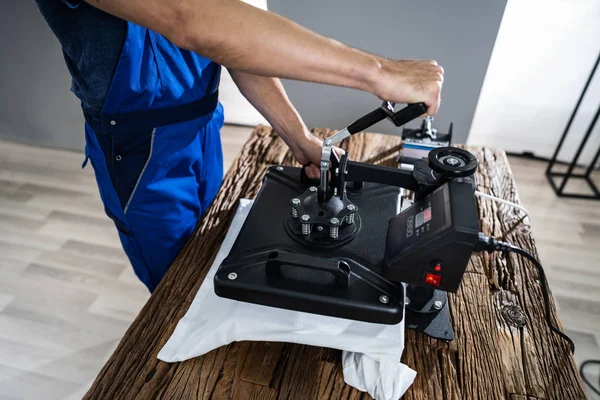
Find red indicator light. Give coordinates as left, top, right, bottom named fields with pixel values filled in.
left=424, top=208, right=432, bottom=223
left=424, top=273, right=442, bottom=287
left=434, top=264, right=442, bottom=272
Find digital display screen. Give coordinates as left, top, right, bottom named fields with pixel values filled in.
left=415, top=207, right=432, bottom=228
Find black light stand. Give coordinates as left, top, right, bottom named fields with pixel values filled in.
left=546, top=50, right=600, bottom=200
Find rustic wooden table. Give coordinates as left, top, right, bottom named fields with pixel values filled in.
left=84, top=127, right=586, bottom=400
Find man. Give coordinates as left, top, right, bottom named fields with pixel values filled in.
left=35, top=0, right=444, bottom=292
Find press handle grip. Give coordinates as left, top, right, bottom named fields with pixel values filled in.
left=389, top=102, right=428, bottom=127
left=346, top=102, right=428, bottom=135
left=347, top=108, right=388, bottom=135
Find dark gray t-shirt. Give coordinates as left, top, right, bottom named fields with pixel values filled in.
left=35, top=0, right=126, bottom=112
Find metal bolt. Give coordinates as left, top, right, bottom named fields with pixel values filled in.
left=302, top=223, right=311, bottom=236
left=379, top=295, right=389, bottom=304
left=330, top=226, right=339, bottom=239
left=291, top=198, right=301, bottom=205
left=321, top=162, right=328, bottom=168
left=115, top=155, right=122, bottom=161
left=324, top=139, right=332, bottom=146
left=346, top=214, right=355, bottom=225
left=329, top=218, right=340, bottom=239
left=301, top=214, right=311, bottom=235
left=346, top=204, right=357, bottom=224
left=316, top=225, right=324, bottom=232
left=110, top=120, right=116, bottom=126
left=433, top=300, right=443, bottom=310
left=309, top=186, right=317, bottom=193
left=228, top=273, right=237, bottom=280
left=276, top=166, right=284, bottom=171
left=291, top=207, right=299, bottom=218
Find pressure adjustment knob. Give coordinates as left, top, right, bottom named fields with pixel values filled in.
left=428, top=147, right=478, bottom=178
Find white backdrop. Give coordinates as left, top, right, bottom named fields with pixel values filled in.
left=468, top=0, right=600, bottom=165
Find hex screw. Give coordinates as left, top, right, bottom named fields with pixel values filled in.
left=309, top=186, right=317, bottom=193
left=291, top=198, right=301, bottom=218
left=379, top=295, right=389, bottom=304
left=329, top=217, right=339, bottom=239
left=433, top=300, right=443, bottom=310
left=301, top=214, right=311, bottom=235
left=228, top=273, right=237, bottom=280
left=276, top=166, right=284, bottom=171
left=346, top=204, right=357, bottom=224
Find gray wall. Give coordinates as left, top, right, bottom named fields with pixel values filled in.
left=0, top=1, right=85, bottom=151
left=269, top=0, right=507, bottom=143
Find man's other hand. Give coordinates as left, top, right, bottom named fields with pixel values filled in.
left=291, top=132, right=343, bottom=180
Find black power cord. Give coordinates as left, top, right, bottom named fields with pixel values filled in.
left=475, top=234, right=600, bottom=396
left=474, top=233, right=575, bottom=353
left=580, top=360, right=600, bottom=396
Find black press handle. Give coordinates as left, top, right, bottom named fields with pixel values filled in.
left=388, top=102, right=428, bottom=127
left=347, top=107, right=389, bottom=135
left=347, top=102, right=428, bottom=135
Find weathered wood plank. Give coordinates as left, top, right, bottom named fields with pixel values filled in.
left=240, top=342, right=286, bottom=387
left=83, top=126, right=586, bottom=400
left=233, top=381, right=278, bottom=400
left=277, top=345, right=324, bottom=399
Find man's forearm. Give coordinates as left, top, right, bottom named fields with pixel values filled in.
left=228, top=69, right=328, bottom=171
left=87, top=0, right=381, bottom=96
left=229, top=70, right=307, bottom=145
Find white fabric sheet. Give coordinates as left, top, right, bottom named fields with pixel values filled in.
left=158, top=199, right=416, bottom=399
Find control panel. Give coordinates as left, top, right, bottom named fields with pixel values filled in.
left=384, top=179, right=479, bottom=292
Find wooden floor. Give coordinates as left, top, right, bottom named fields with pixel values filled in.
left=0, top=127, right=598, bottom=399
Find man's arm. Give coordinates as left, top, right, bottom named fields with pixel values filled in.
left=85, top=0, right=443, bottom=115
left=228, top=70, right=325, bottom=177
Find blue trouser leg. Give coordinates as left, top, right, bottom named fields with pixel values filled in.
left=84, top=107, right=224, bottom=291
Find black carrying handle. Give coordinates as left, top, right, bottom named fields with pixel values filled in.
left=265, top=251, right=350, bottom=288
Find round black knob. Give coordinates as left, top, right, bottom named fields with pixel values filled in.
left=428, top=147, right=478, bottom=178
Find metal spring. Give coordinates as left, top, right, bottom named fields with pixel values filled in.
left=345, top=213, right=355, bottom=224
left=302, top=223, right=311, bottom=235
left=291, top=207, right=299, bottom=218
left=330, top=226, right=339, bottom=239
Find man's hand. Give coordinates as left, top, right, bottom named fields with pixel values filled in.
left=287, top=130, right=344, bottom=179
left=373, top=60, right=444, bottom=116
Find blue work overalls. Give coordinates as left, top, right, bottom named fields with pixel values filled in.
left=82, top=23, right=224, bottom=292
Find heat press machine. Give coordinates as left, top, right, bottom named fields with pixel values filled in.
left=214, top=102, right=480, bottom=341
